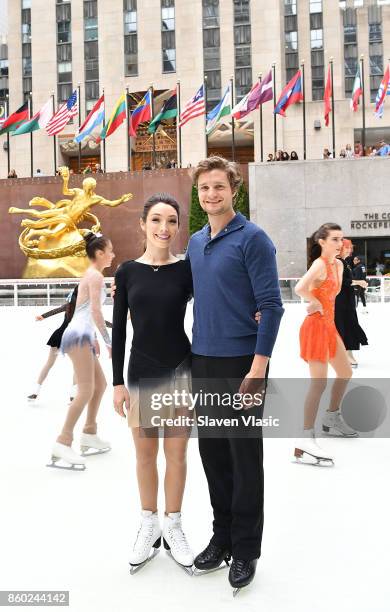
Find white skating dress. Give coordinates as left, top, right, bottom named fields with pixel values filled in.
left=61, top=285, right=107, bottom=354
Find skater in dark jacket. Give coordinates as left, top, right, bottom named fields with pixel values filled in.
left=335, top=240, right=368, bottom=368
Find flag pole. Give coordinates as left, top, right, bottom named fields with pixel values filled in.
left=77, top=84, right=82, bottom=173
left=204, top=75, right=209, bottom=157
left=177, top=79, right=182, bottom=168
left=360, top=54, right=366, bottom=156
left=301, top=61, right=306, bottom=161
left=126, top=87, right=131, bottom=171
left=29, top=92, right=33, bottom=177
left=51, top=92, right=57, bottom=175
left=6, top=94, right=10, bottom=175
left=272, top=62, right=277, bottom=155
left=102, top=87, right=106, bottom=172
left=258, top=73, right=263, bottom=163
left=330, top=57, right=336, bottom=158
left=150, top=85, right=156, bottom=168
left=230, top=76, right=236, bottom=162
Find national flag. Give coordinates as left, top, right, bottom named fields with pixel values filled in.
left=232, top=86, right=254, bottom=120
left=148, top=90, right=177, bottom=134
left=129, top=90, right=152, bottom=137
left=98, top=93, right=126, bottom=141
left=206, top=84, right=232, bottom=135
left=232, top=70, right=273, bottom=120
left=274, top=70, right=303, bottom=116
left=12, top=98, right=53, bottom=135
left=0, top=101, right=29, bottom=136
left=324, top=66, right=332, bottom=126
left=375, top=65, right=390, bottom=118
left=179, top=85, right=205, bottom=128
left=46, top=91, right=78, bottom=136
left=350, top=68, right=363, bottom=112
left=75, top=94, right=105, bottom=143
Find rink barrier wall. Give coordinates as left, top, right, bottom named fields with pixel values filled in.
left=0, top=277, right=388, bottom=307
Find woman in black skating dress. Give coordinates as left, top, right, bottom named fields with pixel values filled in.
left=112, top=193, right=194, bottom=571
left=27, top=286, right=79, bottom=401
left=335, top=239, right=368, bottom=367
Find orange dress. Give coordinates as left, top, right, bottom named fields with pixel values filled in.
left=300, top=256, right=342, bottom=363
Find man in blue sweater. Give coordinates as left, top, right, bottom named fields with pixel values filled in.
left=187, top=156, right=284, bottom=592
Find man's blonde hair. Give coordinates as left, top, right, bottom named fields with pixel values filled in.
left=192, top=156, right=243, bottom=193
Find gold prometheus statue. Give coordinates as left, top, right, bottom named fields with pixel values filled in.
left=9, top=167, right=133, bottom=261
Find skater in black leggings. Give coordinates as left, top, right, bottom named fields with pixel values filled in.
left=27, top=287, right=79, bottom=401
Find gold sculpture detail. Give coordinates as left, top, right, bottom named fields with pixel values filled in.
left=9, top=167, right=133, bottom=260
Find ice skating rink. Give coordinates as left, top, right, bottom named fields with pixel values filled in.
left=1, top=303, right=389, bottom=612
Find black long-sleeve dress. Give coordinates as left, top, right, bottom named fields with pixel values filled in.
left=335, top=258, right=368, bottom=351
left=112, top=260, right=193, bottom=428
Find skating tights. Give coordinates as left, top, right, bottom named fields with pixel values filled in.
left=57, top=345, right=107, bottom=446
left=37, top=347, right=76, bottom=386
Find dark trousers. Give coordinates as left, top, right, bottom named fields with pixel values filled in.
left=355, top=287, right=366, bottom=307
left=192, top=353, right=265, bottom=560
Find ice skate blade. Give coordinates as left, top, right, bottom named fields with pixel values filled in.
left=322, top=426, right=359, bottom=438
left=165, top=550, right=194, bottom=576
left=80, top=446, right=111, bottom=456
left=294, top=450, right=334, bottom=468
left=233, top=587, right=241, bottom=597
left=193, top=559, right=230, bottom=576
left=46, top=457, right=86, bottom=471
left=129, top=548, right=160, bottom=575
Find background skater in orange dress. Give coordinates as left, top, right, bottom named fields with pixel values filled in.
left=295, top=223, right=357, bottom=467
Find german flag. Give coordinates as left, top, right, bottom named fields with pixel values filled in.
left=0, top=101, right=29, bottom=136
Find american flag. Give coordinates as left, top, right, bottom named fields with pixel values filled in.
left=46, top=90, right=78, bottom=136
left=179, top=85, right=205, bottom=128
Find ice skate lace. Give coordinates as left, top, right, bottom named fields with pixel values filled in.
left=168, top=523, right=191, bottom=552
left=134, top=521, right=155, bottom=554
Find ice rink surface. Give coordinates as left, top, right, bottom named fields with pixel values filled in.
left=1, top=303, right=389, bottom=612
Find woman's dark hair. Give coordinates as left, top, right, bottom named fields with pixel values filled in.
left=141, top=193, right=180, bottom=224
left=308, top=223, right=342, bottom=266
left=290, top=151, right=299, bottom=160
left=83, top=232, right=110, bottom=259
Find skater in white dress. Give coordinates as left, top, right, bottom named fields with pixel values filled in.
left=48, top=232, right=114, bottom=470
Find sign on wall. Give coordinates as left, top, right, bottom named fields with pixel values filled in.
left=351, top=212, right=390, bottom=230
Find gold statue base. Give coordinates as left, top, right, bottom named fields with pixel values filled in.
left=21, top=231, right=89, bottom=278
left=22, top=254, right=89, bottom=279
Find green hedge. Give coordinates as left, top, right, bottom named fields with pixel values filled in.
left=189, top=182, right=250, bottom=236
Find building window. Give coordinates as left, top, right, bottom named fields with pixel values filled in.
left=284, top=0, right=296, bottom=16
left=234, top=0, right=252, bottom=101
left=310, top=29, right=323, bottom=49
left=0, top=43, right=8, bottom=99
left=285, top=31, right=298, bottom=51
left=368, top=5, right=383, bottom=102
left=124, top=0, right=138, bottom=76
left=21, top=5, right=32, bottom=101
left=203, top=0, right=221, bottom=111
left=84, top=1, right=99, bottom=112
left=56, top=0, right=73, bottom=103
left=161, top=0, right=176, bottom=73
left=309, top=0, right=322, bottom=13
left=343, top=8, right=358, bottom=97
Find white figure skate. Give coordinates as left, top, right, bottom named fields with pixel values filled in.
left=322, top=409, right=358, bottom=437
left=47, top=442, right=86, bottom=471
left=163, top=512, right=194, bottom=575
left=129, top=511, right=162, bottom=575
left=80, top=433, right=111, bottom=456
left=294, top=430, right=334, bottom=467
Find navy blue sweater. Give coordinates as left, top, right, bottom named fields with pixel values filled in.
left=187, top=212, right=284, bottom=358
